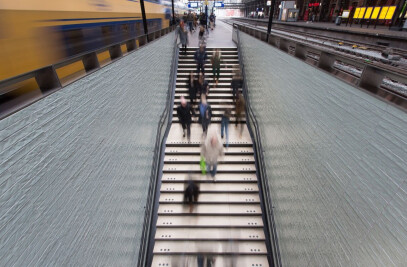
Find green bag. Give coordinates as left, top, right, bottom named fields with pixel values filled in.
left=200, top=156, right=206, bottom=175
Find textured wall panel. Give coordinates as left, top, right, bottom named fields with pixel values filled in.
left=0, top=33, right=175, bottom=266
left=240, top=32, right=407, bottom=267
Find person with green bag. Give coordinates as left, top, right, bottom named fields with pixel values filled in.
left=201, top=131, right=224, bottom=179
left=200, top=156, right=206, bottom=175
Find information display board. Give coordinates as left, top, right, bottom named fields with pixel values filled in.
left=214, top=2, right=224, bottom=7
left=188, top=2, right=199, bottom=8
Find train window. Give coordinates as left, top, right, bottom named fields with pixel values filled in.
left=101, top=25, right=114, bottom=45
left=101, top=25, right=114, bottom=35
left=136, top=22, right=141, bottom=36
left=120, top=24, right=129, bottom=33
left=63, top=29, right=85, bottom=56
left=120, top=24, right=130, bottom=40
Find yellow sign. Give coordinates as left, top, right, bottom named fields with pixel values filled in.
left=204, top=0, right=209, bottom=5
left=371, top=7, right=381, bottom=19
left=364, top=7, right=373, bottom=19
left=358, top=7, right=366, bottom=19
left=385, top=6, right=396, bottom=19
left=379, top=6, right=389, bottom=19
left=353, top=7, right=360, bottom=19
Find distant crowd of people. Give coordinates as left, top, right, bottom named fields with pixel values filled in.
left=175, top=36, right=246, bottom=215
left=173, top=12, right=246, bottom=265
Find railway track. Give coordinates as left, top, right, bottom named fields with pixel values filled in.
left=224, top=19, right=407, bottom=99
left=223, top=19, right=407, bottom=71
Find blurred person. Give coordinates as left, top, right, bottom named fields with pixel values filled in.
left=235, top=93, right=246, bottom=136
left=231, top=70, right=243, bottom=102
left=209, top=13, right=215, bottom=30
left=198, top=71, right=210, bottom=97
left=184, top=177, right=200, bottom=213
left=193, top=13, right=198, bottom=31
left=194, top=45, right=208, bottom=74
left=222, top=227, right=240, bottom=267
left=188, top=71, right=198, bottom=106
left=198, top=95, right=212, bottom=134
left=196, top=234, right=219, bottom=267
left=177, top=96, right=195, bottom=141
left=221, top=109, right=231, bottom=148
left=201, top=130, right=224, bottom=178
left=198, top=25, right=207, bottom=47
left=211, top=49, right=222, bottom=86
left=187, top=11, right=194, bottom=33
left=178, top=23, right=189, bottom=55
left=197, top=254, right=215, bottom=267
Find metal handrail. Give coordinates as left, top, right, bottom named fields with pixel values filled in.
left=136, top=29, right=179, bottom=267
left=0, top=25, right=176, bottom=120
left=233, top=24, right=283, bottom=267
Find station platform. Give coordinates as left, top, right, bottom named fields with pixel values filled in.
left=235, top=17, right=407, bottom=38
left=0, top=19, right=406, bottom=267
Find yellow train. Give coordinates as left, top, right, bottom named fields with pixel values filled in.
left=0, top=0, right=189, bottom=82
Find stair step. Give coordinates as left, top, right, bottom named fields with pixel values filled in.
left=177, top=68, right=241, bottom=71
left=165, top=142, right=253, bottom=147
left=161, top=173, right=257, bottom=183
left=173, top=104, right=235, bottom=110
left=165, top=146, right=254, bottom=155
left=153, top=240, right=267, bottom=255
left=159, top=193, right=260, bottom=204
left=156, top=216, right=264, bottom=228
left=158, top=204, right=262, bottom=215
left=152, top=255, right=269, bottom=267
left=164, top=155, right=254, bottom=164
left=160, top=183, right=259, bottom=193
left=175, top=93, right=234, bottom=99
left=173, top=110, right=237, bottom=116
left=172, top=118, right=246, bottom=123
left=155, top=227, right=265, bottom=240
left=162, top=164, right=256, bottom=173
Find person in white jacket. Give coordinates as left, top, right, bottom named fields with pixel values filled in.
left=201, top=130, right=224, bottom=178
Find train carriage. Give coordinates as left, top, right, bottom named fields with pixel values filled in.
left=0, top=0, right=170, bottom=82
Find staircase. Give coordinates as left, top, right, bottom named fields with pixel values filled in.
left=151, top=47, right=269, bottom=267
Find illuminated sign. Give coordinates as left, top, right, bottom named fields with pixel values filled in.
left=308, top=3, right=320, bottom=7
left=371, top=7, right=381, bottom=19
left=342, top=10, right=350, bottom=18
left=379, top=6, right=389, bottom=19
left=267, top=1, right=271, bottom=6
left=188, top=1, right=198, bottom=8
left=385, top=6, right=396, bottom=19
left=353, top=7, right=360, bottom=18
left=364, top=7, right=373, bottom=19
left=214, top=2, right=224, bottom=7
left=357, top=7, right=366, bottom=19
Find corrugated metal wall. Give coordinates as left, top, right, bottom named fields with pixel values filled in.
left=240, top=32, right=407, bottom=267
left=0, top=33, right=175, bottom=266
